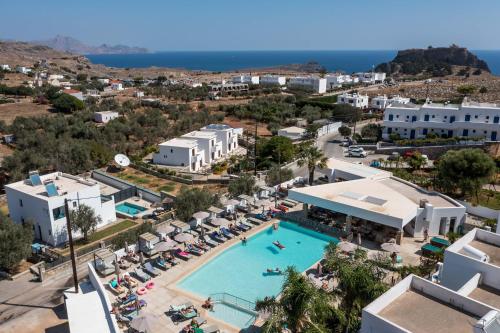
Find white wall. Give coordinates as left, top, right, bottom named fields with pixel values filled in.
left=154, top=145, right=193, bottom=168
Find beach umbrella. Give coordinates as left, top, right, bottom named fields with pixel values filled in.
left=130, top=313, right=161, bottom=333
left=139, top=252, right=145, bottom=265
left=210, top=217, right=230, bottom=227
left=174, top=233, right=194, bottom=243
left=124, top=241, right=129, bottom=252
left=381, top=242, right=401, bottom=253
left=337, top=241, right=357, bottom=253
left=114, top=261, right=121, bottom=280
left=154, top=240, right=176, bottom=252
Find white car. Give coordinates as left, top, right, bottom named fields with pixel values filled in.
left=349, top=148, right=367, bottom=158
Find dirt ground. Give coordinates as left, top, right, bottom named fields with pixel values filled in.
left=0, top=98, right=53, bottom=124
left=223, top=115, right=272, bottom=136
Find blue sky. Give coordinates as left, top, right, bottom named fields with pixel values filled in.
left=1, top=0, right=499, bottom=51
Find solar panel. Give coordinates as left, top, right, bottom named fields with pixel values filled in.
left=29, top=172, right=42, bottom=186
left=45, top=182, right=59, bottom=197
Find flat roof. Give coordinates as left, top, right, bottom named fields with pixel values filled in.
left=379, top=177, right=459, bottom=208
left=469, top=285, right=500, bottom=310
left=379, top=289, right=478, bottom=333
left=466, top=240, right=500, bottom=266
left=159, top=138, right=197, bottom=148
left=5, top=172, right=98, bottom=199
left=95, top=111, right=118, bottom=115
left=202, top=124, right=233, bottom=131
left=322, top=158, right=392, bottom=180
left=182, top=130, right=217, bottom=139
left=65, top=282, right=115, bottom=333
left=279, top=126, right=306, bottom=134
left=290, top=178, right=417, bottom=221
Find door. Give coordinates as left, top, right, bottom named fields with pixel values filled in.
left=448, top=130, right=453, bottom=138
left=492, top=131, right=497, bottom=141
left=449, top=218, right=456, bottom=233
left=410, top=130, right=416, bottom=139
left=38, top=225, right=42, bottom=241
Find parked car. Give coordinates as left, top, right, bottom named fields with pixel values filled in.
left=349, top=148, right=367, bottom=158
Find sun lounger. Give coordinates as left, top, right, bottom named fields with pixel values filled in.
left=284, top=198, right=299, bottom=205
left=202, top=235, right=218, bottom=247
left=132, top=268, right=151, bottom=282
left=186, top=244, right=204, bottom=256
left=118, top=293, right=137, bottom=306
left=175, top=248, right=192, bottom=260
left=194, top=241, right=210, bottom=251
left=281, top=201, right=295, bottom=208
left=210, top=232, right=225, bottom=243
left=192, top=316, right=207, bottom=326
left=237, top=222, right=251, bottom=231
left=155, top=257, right=169, bottom=270
left=421, top=243, right=443, bottom=257
left=166, top=256, right=180, bottom=265
left=169, top=301, right=193, bottom=313
left=220, top=227, right=234, bottom=239
left=430, top=236, right=450, bottom=248
left=143, top=261, right=161, bottom=277
left=126, top=252, right=140, bottom=263
left=202, top=325, right=220, bottom=333
left=175, top=308, right=198, bottom=322
left=247, top=217, right=263, bottom=225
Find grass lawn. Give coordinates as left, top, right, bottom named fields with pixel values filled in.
left=472, top=189, right=500, bottom=210
left=75, top=219, right=137, bottom=247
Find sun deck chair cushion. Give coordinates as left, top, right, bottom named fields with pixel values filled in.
left=203, top=325, right=220, bottom=333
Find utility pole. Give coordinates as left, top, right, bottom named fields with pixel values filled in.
left=64, top=199, right=79, bottom=293
left=254, top=115, right=258, bottom=176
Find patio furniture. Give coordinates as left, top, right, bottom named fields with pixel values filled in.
left=430, top=236, right=450, bottom=248
left=108, top=278, right=126, bottom=295
left=169, top=301, right=194, bottom=313
left=174, top=248, right=192, bottom=260
left=421, top=243, right=443, bottom=257
left=237, top=222, right=251, bottom=231
left=174, top=233, right=194, bottom=243
left=143, top=262, right=161, bottom=277
left=247, top=217, right=263, bottom=225
left=138, top=232, right=160, bottom=257
left=202, top=325, right=221, bottom=333
left=155, top=257, right=169, bottom=270
left=186, top=244, right=204, bottom=256
left=130, top=313, right=161, bottom=332
left=220, top=227, right=234, bottom=239
left=209, top=232, right=225, bottom=243
left=132, top=268, right=151, bottom=282
left=202, top=235, right=218, bottom=247
left=337, top=241, right=357, bottom=253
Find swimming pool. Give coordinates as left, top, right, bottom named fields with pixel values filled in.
left=115, top=202, right=147, bottom=216
left=177, top=221, right=338, bottom=328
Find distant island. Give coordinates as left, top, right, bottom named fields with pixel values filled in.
left=375, top=45, right=490, bottom=77
left=32, top=35, right=149, bottom=55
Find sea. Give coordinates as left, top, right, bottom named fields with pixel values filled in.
left=87, top=50, right=500, bottom=75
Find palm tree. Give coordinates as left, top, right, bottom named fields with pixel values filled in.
left=256, top=267, right=332, bottom=333
left=324, top=244, right=388, bottom=333
left=297, top=144, right=328, bottom=186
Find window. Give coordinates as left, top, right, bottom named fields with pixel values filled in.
left=170, top=149, right=173, bottom=153
left=474, top=115, right=478, bottom=119
left=52, top=206, right=65, bottom=220
left=423, top=128, right=428, bottom=135
left=494, top=116, right=499, bottom=124
left=388, top=114, right=394, bottom=121
left=72, top=201, right=77, bottom=208
left=465, top=114, right=471, bottom=122
left=19, top=199, right=23, bottom=207
left=463, top=129, right=469, bottom=136
left=424, top=114, right=430, bottom=121
left=450, top=116, right=455, bottom=123
left=387, top=128, right=392, bottom=134
left=396, top=115, right=399, bottom=118
left=192, top=149, right=195, bottom=156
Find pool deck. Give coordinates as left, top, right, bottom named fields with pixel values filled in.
left=103, top=220, right=274, bottom=333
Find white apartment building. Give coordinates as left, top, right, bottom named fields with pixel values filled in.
left=232, top=75, right=259, bottom=85
left=355, top=72, right=386, bottom=84
left=382, top=99, right=500, bottom=141
left=260, top=75, right=286, bottom=86
left=361, top=274, right=500, bottom=333
left=337, top=93, right=369, bottom=109
left=288, top=77, right=327, bottom=94
left=200, top=124, right=241, bottom=156
left=325, top=74, right=358, bottom=90
left=16, top=66, right=32, bottom=74
left=371, top=95, right=411, bottom=110
left=94, top=111, right=119, bottom=124
left=5, top=171, right=116, bottom=246
left=110, top=80, right=124, bottom=91
left=153, top=138, right=206, bottom=172
left=1, top=64, right=11, bottom=71
left=181, top=130, right=223, bottom=165
left=362, top=227, right=500, bottom=333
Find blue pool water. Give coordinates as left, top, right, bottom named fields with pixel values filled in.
left=115, top=202, right=147, bottom=216
left=177, top=221, right=338, bottom=327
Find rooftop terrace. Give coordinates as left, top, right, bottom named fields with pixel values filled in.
left=469, top=285, right=500, bottom=310
left=465, top=239, right=500, bottom=266
left=379, top=289, right=478, bottom=333
left=159, top=138, right=198, bottom=148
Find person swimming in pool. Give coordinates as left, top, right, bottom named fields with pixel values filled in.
left=241, top=237, right=247, bottom=245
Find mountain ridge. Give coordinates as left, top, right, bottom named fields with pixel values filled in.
left=32, top=35, right=149, bottom=55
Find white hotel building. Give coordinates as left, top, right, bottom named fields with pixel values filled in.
left=325, top=74, right=358, bottom=90
left=337, top=93, right=369, bottom=109
left=5, top=172, right=116, bottom=246
left=361, top=228, right=500, bottom=333
left=232, top=75, right=259, bottom=85
left=153, top=124, right=242, bottom=172
left=288, top=77, right=327, bottom=94
left=383, top=99, right=500, bottom=141
left=260, top=75, right=286, bottom=86
left=371, top=95, right=411, bottom=110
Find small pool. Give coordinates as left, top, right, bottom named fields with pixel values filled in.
left=115, top=202, right=147, bottom=216
left=177, top=221, right=338, bottom=328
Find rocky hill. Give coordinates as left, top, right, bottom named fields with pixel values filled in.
left=376, top=45, right=490, bottom=77
left=33, top=35, right=149, bottom=55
